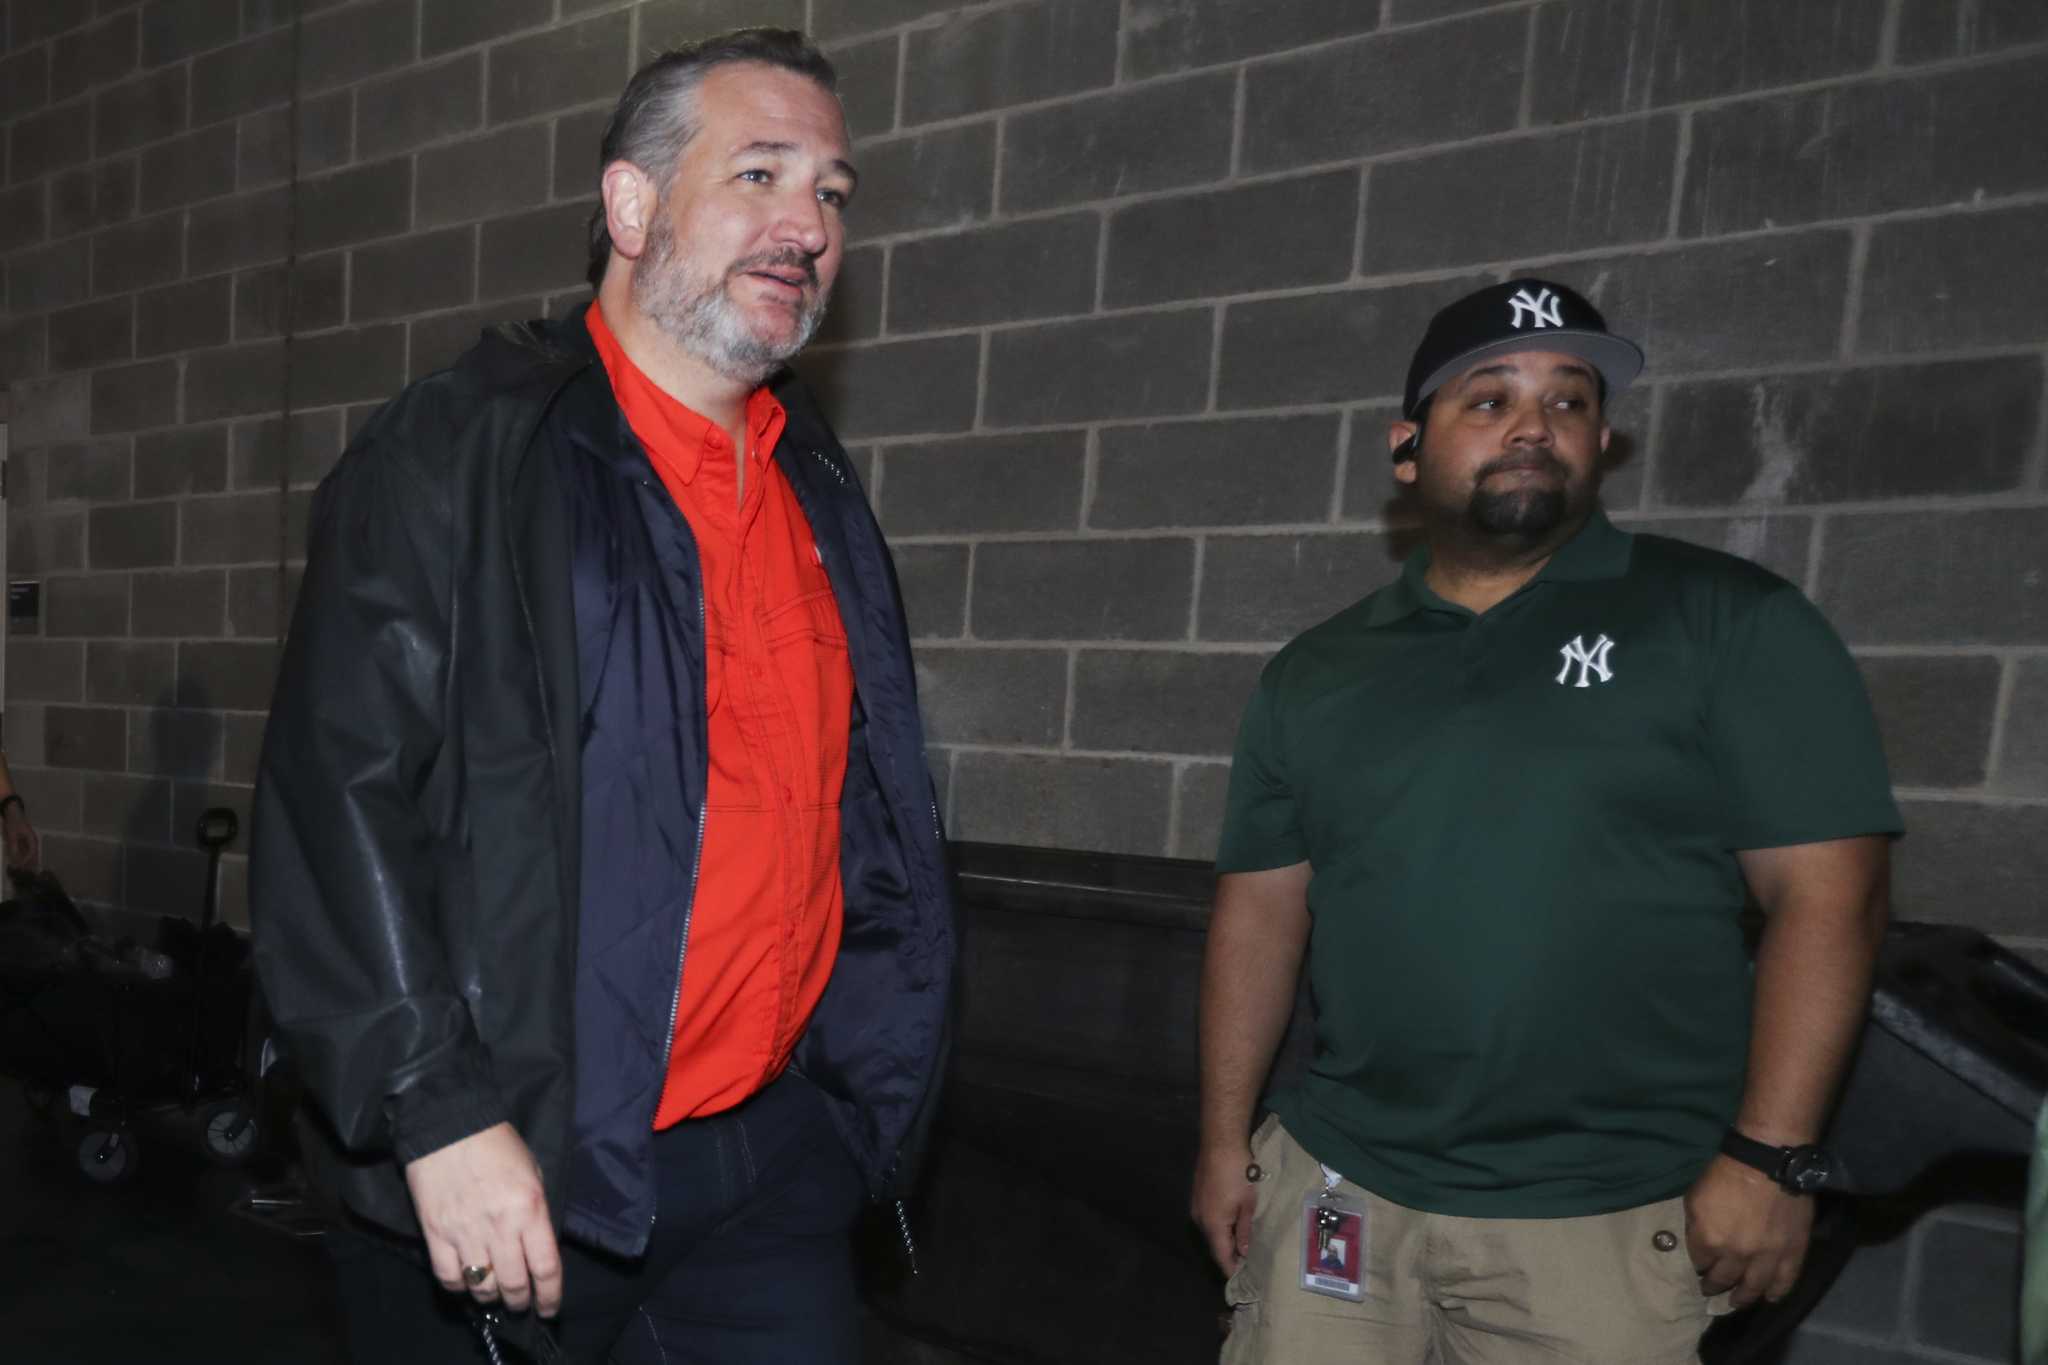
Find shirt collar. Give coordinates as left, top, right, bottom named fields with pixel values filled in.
left=1362, top=505, right=1633, bottom=628
left=1535, top=505, right=1633, bottom=582
left=584, top=300, right=783, bottom=485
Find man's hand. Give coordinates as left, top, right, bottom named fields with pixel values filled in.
left=403, top=1122, right=564, bottom=1318
left=3, top=805, right=39, bottom=871
left=1683, top=1154, right=1813, bottom=1307
left=1193, top=863, right=1310, bottom=1279
left=1191, top=1142, right=1259, bottom=1275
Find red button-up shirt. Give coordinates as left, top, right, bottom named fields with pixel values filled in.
left=588, top=302, right=853, bottom=1128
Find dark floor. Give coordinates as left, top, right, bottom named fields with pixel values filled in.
left=0, top=1077, right=347, bottom=1365
left=0, top=1079, right=964, bottom=1365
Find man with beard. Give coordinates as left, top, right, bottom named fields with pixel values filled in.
left=252, top=29, right=953, bottom=1365
left=1190, top=279, right=1900, bottom=1363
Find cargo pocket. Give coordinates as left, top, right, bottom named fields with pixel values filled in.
left=1222, top=1252, right=1265, bottom=1357
left=1634, top=1197, right=1717, bottom=1327
left=1221, top=1115, right=1285, bottom=1348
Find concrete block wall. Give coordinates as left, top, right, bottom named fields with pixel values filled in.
left=0, top=3, right=2040, bottom=1360
left=808, top=1, right=2048, bottom=963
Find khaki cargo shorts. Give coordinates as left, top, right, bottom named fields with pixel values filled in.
left=1221, top=1115, right=1732, bottom=1365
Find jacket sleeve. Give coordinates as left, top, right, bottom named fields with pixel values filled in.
left=250, top=403, right=510, bottom=1165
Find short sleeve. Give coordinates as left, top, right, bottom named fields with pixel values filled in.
left=1706, top=586, right=1904, bottom=851
left=1215, top=674, right=1310, bottom=872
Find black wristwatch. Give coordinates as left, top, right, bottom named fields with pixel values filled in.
left=0, top=794, right=22, bottom=820
left=1719, top=1129, right=1832, bottom=1194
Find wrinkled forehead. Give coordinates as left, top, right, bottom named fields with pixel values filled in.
left=693, top=62, right=851, bottom=163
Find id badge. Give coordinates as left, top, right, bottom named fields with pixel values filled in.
left=1300, top=1193, right=1367, bottom=1301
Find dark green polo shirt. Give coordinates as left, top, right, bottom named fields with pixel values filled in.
left=1217, top=508, right=1901, bottom=1218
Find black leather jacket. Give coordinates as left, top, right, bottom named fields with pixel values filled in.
left=250, top=316, right=955, bottom=1253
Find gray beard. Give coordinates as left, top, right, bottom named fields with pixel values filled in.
left=630, top=218, right=829, bottom=386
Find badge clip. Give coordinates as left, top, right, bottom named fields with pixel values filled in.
left=1299, top=1164, right=1367, bottom=1302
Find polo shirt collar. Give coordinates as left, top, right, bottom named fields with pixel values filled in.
left=1363, top=505, right=1633, bottom=627
left=1537, top=504, right=1633, bottom=582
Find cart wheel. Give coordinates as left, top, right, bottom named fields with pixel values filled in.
left=201, top=1099, right=261, bottom=1166
left=78, top=1128, right=138, bottom=1184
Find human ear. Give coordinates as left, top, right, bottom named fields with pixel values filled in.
left=600, top=162, right=655, bottom=260
left=1389, top=420, right=1421, bottom=480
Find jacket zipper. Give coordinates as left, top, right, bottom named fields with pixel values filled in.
left=885, top=799, right=942, bottom=1276
left=649, top=498, right=712, bottom=1234
left=760, top=445, right=942, bottom=1273
left=892, top=1192, right=921, bottom=1277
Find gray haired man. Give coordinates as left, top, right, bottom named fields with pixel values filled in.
left=253, top=30, right=953, bottom=1364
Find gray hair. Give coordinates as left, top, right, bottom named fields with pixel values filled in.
left=585, top=28, right=839, bottom=289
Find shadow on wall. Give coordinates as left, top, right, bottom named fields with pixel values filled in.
left=793, top=345, right=859, bottom=440
left=115, top=684, right=245, bottom=933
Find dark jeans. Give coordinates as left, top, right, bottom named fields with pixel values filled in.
left=328, top=1070, right=867, bottom=1364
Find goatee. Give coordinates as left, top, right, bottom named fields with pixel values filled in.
left=1469, top=486, right=1568, bottom=536
left=631, top=217, right=830, bottom=385
left=1465, top=450, right=1575, bottom=537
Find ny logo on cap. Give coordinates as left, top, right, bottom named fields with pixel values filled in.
left=1509, top=286, right=1564, bottom=330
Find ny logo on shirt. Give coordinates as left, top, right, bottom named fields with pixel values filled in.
left=1556, top=633, right=1616, bottom=688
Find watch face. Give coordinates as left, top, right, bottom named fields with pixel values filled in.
left=1782, top=1147, right=1832, bottom=1192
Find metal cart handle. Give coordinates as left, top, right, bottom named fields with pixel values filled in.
left=195, top=809, right=239, bottom=852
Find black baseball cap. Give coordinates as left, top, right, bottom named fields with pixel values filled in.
left=1401, top=278, right=1644, bottom=420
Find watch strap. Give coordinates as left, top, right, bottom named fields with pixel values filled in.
left=1720, top=1128, right=1785, bottom=1173
left=1720, top=1128, right=1827, bottom=1192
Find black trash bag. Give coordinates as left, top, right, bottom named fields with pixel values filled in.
left=0, top=870, right=178, bottom=984
left=154, top=913, right=248, bottom=983
left=0, top=869, right=91, bottom=974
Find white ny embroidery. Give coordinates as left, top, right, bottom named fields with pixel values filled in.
left=1556, top=633, right=1615, bottom=687
left=1509, top=286, right=1564, bottom=330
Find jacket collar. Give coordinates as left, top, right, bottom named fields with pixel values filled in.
left=494, top=308, right=838, bottom=484
left=501, top=306, right=869, bottom=643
